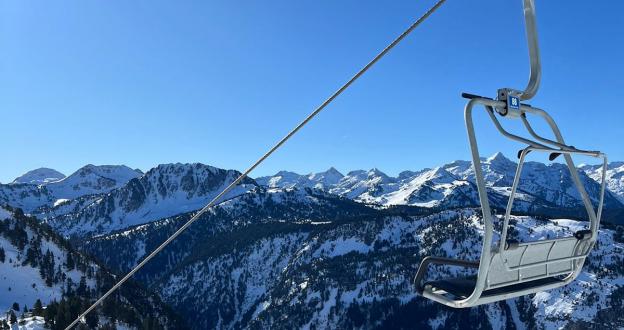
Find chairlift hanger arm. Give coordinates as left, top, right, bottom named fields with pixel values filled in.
left=495, top=0, right=541, bottom=115
left=520, top=0, right=541, bottom=101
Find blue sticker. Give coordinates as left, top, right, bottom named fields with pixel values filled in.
left=508, top=95, right=520, bottom=109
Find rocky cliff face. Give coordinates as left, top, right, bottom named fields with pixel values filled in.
left=43, top=163, right=257, bottom=238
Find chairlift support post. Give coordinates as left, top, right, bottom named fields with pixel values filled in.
left=414, top=0, right=608, bottom=308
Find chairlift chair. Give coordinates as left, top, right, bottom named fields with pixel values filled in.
left=413, top=0, right=608, bottom=308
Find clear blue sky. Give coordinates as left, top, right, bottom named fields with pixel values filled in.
left=1, top=0, right=622, bottom=183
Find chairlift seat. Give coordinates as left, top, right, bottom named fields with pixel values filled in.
left=414, top=208, right=600, bottom=308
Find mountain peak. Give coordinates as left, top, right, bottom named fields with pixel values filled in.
left=310, top=167, right=344, bottom=179
left=368, top=168, right=388, bottom=177
left=12, top=168, right=66, bottom=185
left=345, top=170, right=366, bottom=177
left=397, top=170, right=419, bottom=181
left=306, top=168, right=344, bottom=189
left=148, top=162, right=219, bottom=175
left=430, top=166, right=451, bottom=177
left=324, top=167, right=343, bottom=176
left=275, top=170, right=301, bottom=177
left=69, top=164, right=142, bottom=180
left=42, top=164, right=143, bottom=200
left=486, top=152, right=512, bottom=164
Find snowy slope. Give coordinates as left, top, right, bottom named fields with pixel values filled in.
left=0, top=206, right=98, bottom=312
left=328, top=168, right=398, bottom=201
left=11, top=168, right=65, bottom=185
left=0, top=184, right=54, bottom=214
left=83, top=187, right=623, bottom=329
left=342, top=167, right=478, bottom=208
left=0, top=206, right=185, bottom=329
left=79, top=187, right=374, bottom=278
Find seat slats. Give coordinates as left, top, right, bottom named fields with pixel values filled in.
left=486, top=237, right=580, bottom=289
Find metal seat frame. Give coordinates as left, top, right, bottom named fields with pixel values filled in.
left=414, top=0, right=608, bottom=308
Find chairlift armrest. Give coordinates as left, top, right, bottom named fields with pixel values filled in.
left=461, top=92, right=492, bottom=100
left=414, top=256, right=480, bottom=294
left=574, top=230, right=593, bottom=240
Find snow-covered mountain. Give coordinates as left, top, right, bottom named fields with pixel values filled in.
left=582, top=161, right=624, bottom=203
left=6, top=153, right=618, bottom=243
left=258, top=153, right=623, bottom=219
left=0, top=206, right=183, bottom=329
left=3, top=158, right=623, bottom=329
left=328, top=168, right=398, bottom=201
left=0, top=165, right=142, bottom=213
left=44, top=164, right=142, bottom=201
left=11, top=168, right=65, bottom=185
left=256, top=167, right=344, bottom=190
left=44, top=163, right=257, bottom=238
left=79, top=187, right=624, bottom=329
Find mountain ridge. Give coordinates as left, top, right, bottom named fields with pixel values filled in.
left=256, top=153, right=623, bottom=222
left=1, top=164, right=143, bottom=213
left=3, top=156, right=623, bottom=329
left=4, top=153, right=621, bottom=237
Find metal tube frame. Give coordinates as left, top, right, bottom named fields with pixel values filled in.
left=415, top=97, right=606, bottom=308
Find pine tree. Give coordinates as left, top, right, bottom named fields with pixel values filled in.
left=24, top=246, right=38, bottom=267
left=65, top=277, right=74, bottom=296
left=40, top=249, right=56, bottom=287
left=66, top=252, right=75, bottom=271
left=44, top=300, right=58, bottom=326
left=77, top=276, right=88, bottom=297
left=53, top=299, right=69, bottom=330
left=0, top=247, right=5, bottom=263
left=12, top=302, right=20, bottom=311
left=8, top=310, right=17, bottom=324
left=33, top=299, right=43, bottom=316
